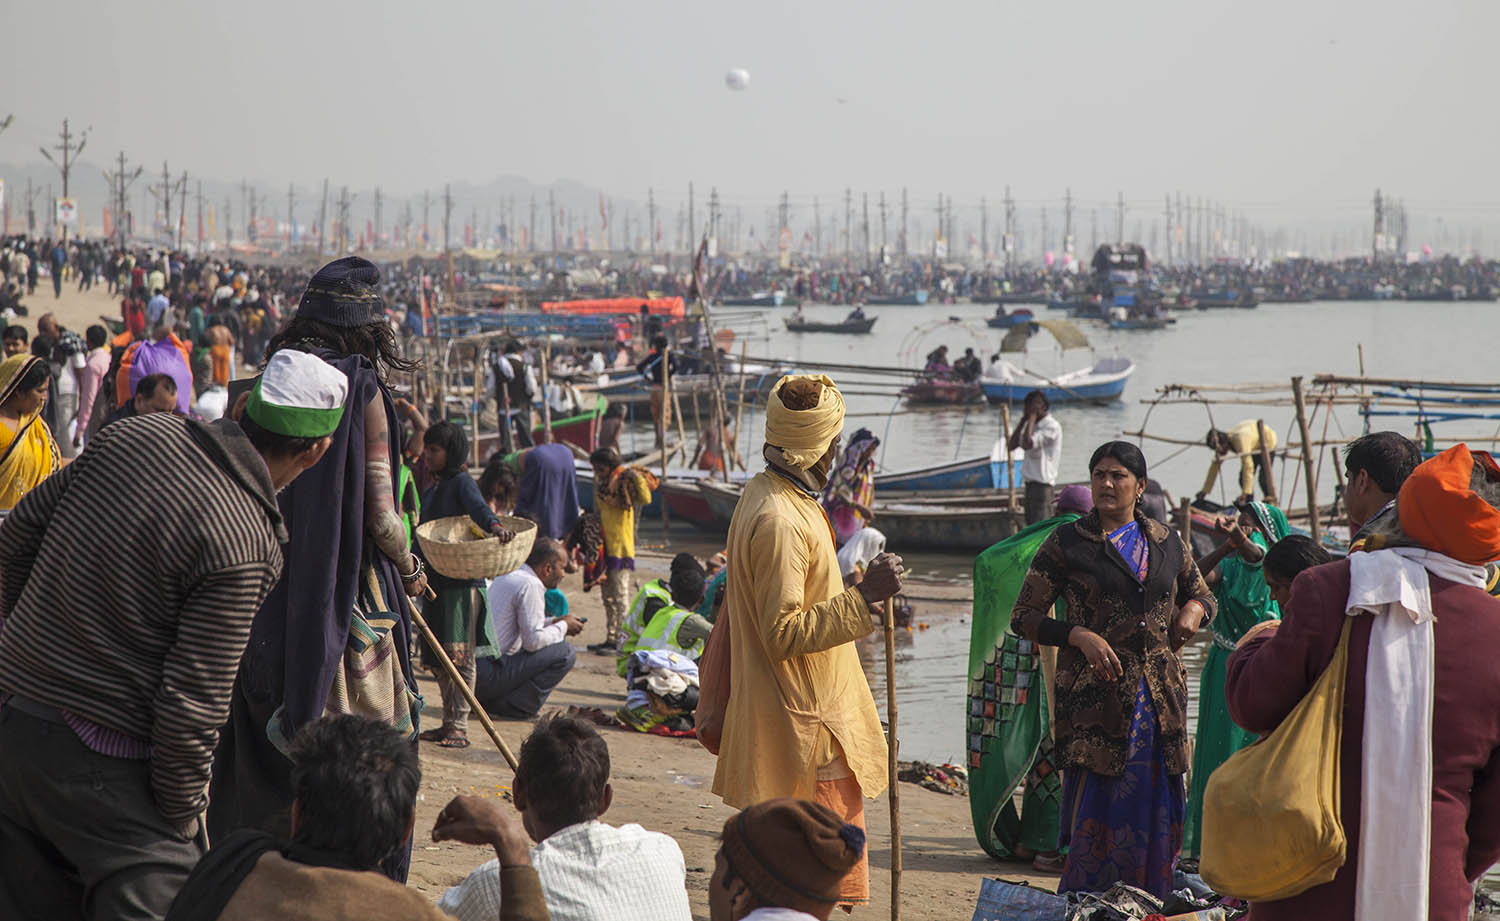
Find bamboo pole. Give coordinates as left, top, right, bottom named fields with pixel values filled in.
left=1179, top=497, right=1194, bottom=558
left=731, top=341, right=749, bottom=474
left=882, top=596, right=902, bottom=921
left=470, top=349, right=482, bottom=466
left=412, top=595, right=519, bottom=771
left=1001, top=403, right=1019, bottom=531
left=660, top=346, right=672, bottom=533
left=539, top=339, right=553, bottom=443
left=1291, top=377, right=1321, bottom=542
left=1330, top=446, right=1347, bottom=523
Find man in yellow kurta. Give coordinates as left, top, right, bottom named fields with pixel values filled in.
left=1199, top=418, right=1279, bottom=505
left=712, top=374, right=904, bottom=907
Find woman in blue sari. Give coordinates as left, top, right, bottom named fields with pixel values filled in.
left=1010, top=442, right=1216, bottom=897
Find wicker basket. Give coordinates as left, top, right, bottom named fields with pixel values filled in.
left=416, top=515, right=538, bottom=581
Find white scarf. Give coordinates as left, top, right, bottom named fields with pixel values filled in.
left=741, top=909, right=820, bottom=921
left=1345, top=547, right=1485, bottom=921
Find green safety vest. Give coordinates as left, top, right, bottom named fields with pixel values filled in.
left=398, top=462, right=420, bottom=547
left=617, top=579, right=672, bottom=675
left=635, top=604, right=705, bottom=661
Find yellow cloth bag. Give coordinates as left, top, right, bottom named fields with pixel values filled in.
left=1199, top=620, right=1350, bottom=901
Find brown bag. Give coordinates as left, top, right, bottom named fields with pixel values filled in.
left=695, top=612, right=732, bottom=754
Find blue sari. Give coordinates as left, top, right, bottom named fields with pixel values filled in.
left=1056, top=521, right=1185, bottom=898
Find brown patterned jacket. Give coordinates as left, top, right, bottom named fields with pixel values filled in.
left=1009, top=510, right=1216, bottom=777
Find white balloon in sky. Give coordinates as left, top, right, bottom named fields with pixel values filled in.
left=725, top=68, right=750, bottom=91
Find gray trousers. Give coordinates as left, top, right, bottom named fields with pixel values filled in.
left=1024, top=480, right=1056, bottom=525
left=0, top=702, right=204, bottom=921
left=474, top=642, right=577, bottom=718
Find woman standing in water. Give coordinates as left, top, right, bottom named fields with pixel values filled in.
left=1009, top=441, right=1216, bottom=897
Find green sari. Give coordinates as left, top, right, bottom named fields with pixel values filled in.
left=968, top=513, right=1080, bottom=860
left=1182, top=502, right=1289, bottom=858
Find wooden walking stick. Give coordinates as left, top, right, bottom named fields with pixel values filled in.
left=415, top=587, right=520, bottom=771
left=883, top=596, right=902, bottom=921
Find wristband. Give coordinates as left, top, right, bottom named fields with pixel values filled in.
left=399, top=555, right=425, bottom=583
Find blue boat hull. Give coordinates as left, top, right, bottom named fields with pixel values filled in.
left=983, top=377, right=1128, bottom=404
left=875, top=457, right=1022, bottom=491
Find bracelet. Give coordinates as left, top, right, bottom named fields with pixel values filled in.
left=399, top=555, right=425, bottom=583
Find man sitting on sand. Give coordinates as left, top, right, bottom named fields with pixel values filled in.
left=440, top=715, right=692, bottom=921
left=165, top=715, right=548, bottom=921
left=708, top=798, right=867, bottom=921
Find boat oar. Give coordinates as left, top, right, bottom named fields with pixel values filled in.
left=416, top=586, right=520, bottom=772
left=883, top=596, right=902, bottom=921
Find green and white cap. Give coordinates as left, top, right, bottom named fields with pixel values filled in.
left=246, top=350, right=348, bottom=438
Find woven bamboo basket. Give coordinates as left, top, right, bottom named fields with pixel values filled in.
left=416, top=515, right=537, bottom=581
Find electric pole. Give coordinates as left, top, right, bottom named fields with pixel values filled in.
left=420, top=189, right=431, bottom=250
left=878, top=191, right=889, bottom=255
left=861, top=192, right=870, bottom=265
left=900, top=187, right=909, bottom=260
left=980, top=197, right=988, bottom=264
left=442, top=184, right=453, bottom=252
left=318, top=179, right=330, bottom=253
left=39, top=118, right=88, bottom=242
left=687, top=182, right=695, bottom=252
left=286, top=183, right=296, bottom=248
left=548, top=189, right=557, bottom=261
left=374, top=186, right=383, bottom=247
left=1003, top=187, right=1015, bottom=274
left=1064, top=188, right=1075, bottom=257
left=176, top=172, right=187, bottom=248
left=648, top=187, right=657, bottom=255
left=1372, top=188, right=1385, bottom=262
left=1115, top=190, right=1125, bottom=243
left=843, top=188, right=852, bottom=263
left=102, top=151, right=143, bottom=248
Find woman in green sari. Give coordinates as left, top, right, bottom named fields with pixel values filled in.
left=967, top=485, right=1092, bottom=869
left=1181, top=500, right=1289, bottom=858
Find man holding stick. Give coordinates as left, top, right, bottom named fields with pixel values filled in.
left=712, top=373, right=904, bottom=909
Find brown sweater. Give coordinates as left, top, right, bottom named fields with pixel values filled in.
left=220, top=853, right=549, bottom=921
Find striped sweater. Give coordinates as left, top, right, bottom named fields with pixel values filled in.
left=0, top=413, right=286, bottom=824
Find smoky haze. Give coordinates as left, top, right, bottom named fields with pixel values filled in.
left=2, top=0, right=1495, bottom=251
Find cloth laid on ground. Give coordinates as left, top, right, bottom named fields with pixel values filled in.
left=968, top=514, right=1080, bottom=860
left=1183, top=502, right=1289, bottom=858
left=896, top=760, right=968, bottom=796
left=619, top=649, right=700, bottom=733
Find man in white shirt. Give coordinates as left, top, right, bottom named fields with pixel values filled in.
left=1006, top=390, right=1063, bottom=525
left=439, top=715, right=693, bottom=921
left=477, top=538, right=582, bottom=718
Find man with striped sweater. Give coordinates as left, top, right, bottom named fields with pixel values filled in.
left=0, top=349, right=347, bottom=921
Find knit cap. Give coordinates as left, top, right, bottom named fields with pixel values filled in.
left=296, top=256, right=385, bottom=327
left=246, top=349, right=348, bottom=438
left=719, top=798, right=865, bottom=915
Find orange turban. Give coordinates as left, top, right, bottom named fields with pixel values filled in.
left=1397, top=444, right=1500, bottom=565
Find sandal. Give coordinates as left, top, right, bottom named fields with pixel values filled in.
left=418, top=724, right=454, bottom=742
left=1032, top=852, right=1065, bottom=873
left=436, top=728, right=471, bottom=749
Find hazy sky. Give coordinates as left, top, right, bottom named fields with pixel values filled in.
left=4, top=0, right=1495, bottom=221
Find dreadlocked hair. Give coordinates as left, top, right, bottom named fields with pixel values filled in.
left=265, top=316, right=418, bottom=384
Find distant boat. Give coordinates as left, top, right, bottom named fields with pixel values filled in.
left=1108, top=315, right=1173, bottom=330
left=784, top=316, right=877, bottom=334
left=1193, top=289, right=1259, bottom=309
left=901, top=378, right=985, bottom=405
left=874, top=449, right=1022, bottom=491
left=987, top=291, right=1050, bottom=305
left=695, top=480, right=1015, bottom=551
left=982, top=357, right=1135, bottom=403
left=866, top=290, right=929, bottom=306
left=476, top=398, right=606, bottom=458
left=719, top=291, right=789, bottom=308
left=982, top=317, right=1134, bottom=404
left=986, top=307, right=1034, bottom=328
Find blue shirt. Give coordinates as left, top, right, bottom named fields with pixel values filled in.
left=146, top=294, right=170, bottom=329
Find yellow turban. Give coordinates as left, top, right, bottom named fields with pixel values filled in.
left=764, top=374, right=846, bottom=469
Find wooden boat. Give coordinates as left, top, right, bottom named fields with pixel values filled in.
left=475, top=397, right=606, bottom=457
left=983, top=357, right=1134, bottom=403
left=866, top=290, right=929, bottom=306
left=575, top=465, right=747, bottom=530
left=695, top=480, right=1015, bottom=550
left=982, top=317, right=1134, bottom=404
left=784, top=316, right=877, bottom=334
left=720, top=291, right=789, bottom=308
left=875, top=452, right=1022, bottom=491
left=901, top=378, right=985, bottom=405
left=1192, top=289, right=1259, bottom=309
left=986, top=291, right=1050, bottom=305
left=1108, top=315, right=1172, bottom=330
left=986, top=308, right=1034, bottom=329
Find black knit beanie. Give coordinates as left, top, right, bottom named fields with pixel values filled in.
left=296, top=256, right=385, bottom=327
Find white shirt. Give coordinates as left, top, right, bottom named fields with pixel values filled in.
left=743, top=910, right=821, bottom=921
left=439, top=820, right=692, bottom=921
left=487, top=564, right=567, bottom=655
left=1020, top=413, right=1062, bottom=486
